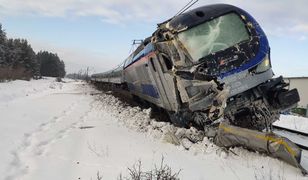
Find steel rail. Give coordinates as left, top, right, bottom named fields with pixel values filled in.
left=273, top=125, right=308, bottom=136
left=273, top=125, right=308, bottom=150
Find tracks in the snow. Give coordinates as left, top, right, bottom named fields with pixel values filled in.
left=4, top=94, right=97, bottom=180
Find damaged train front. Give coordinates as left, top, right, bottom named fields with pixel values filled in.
left=157, top=5, right=300, bottom=131
left=152, top=4, right=305, bottom=173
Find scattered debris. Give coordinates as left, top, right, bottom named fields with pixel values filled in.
left=79, top=126, right=95, bottom=129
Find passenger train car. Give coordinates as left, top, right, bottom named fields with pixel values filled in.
left=91, top=4, right=299, bottom=131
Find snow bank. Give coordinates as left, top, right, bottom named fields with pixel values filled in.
left=94, top=93, right=307, bottom=179
left=0, top=77, right=68, bottom=104
left=95, top=94, right=206, bottom=148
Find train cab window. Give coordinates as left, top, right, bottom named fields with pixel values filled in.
left=158, top=54, right=173, bottom=72
left=161, top=54, right=173, bottom=71
left=178, top=13, right=249, bottom=61
left=150, top=58, right=156, bottom=72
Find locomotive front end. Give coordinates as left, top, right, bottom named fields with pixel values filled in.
left=153, top=4, right=299, bottom=130
left=92, top=3, right=305, bottom=173
left=152, top=4, right=304, bottom=171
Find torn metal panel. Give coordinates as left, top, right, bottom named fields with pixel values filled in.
left=208, top=89, right=229, bottom=120
left=154, top=40, right=192, bottom=68
left=176, top=77, right=218, bottom=105
left=176, top=77, right=218, bottom=102
left=215, top=122, right=308, bottom=175
left=175, top=75, right=229, bottom=122
left=220, top=68, right=274, bottom=97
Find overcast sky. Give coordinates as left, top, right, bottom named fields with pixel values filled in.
left=0, top=0, right=307, bottom=77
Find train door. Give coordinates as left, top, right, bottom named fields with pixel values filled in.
left=147, top=53, right=179, bottom=111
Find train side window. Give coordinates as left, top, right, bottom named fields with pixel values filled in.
left=162, top=55, right=173, bottom=70
left=150, top=58, right=156, bottom=72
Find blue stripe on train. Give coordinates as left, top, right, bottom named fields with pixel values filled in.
left=141, top=84, right=159, bottom=99
left=124, top=43, right=154, bottom=69
left=127, top=83, right=159, bottom=99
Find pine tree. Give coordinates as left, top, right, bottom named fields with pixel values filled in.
left=38, top=51, right=66, bottom=78
left=0, top=24, right=7, bottom=66
left=0, top=23, right=65, bottom=80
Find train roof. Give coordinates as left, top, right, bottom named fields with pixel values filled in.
left=168, top=4, right=246, bottom=32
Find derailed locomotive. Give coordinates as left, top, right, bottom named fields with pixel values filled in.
left=92, top=4, right=306, bottom=173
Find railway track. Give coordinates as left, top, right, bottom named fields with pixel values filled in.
left=273, top=125, right=308, bottom=174
left=273, top=125, right=308, bottom=137
left=273, top=125, right=308, bottom=150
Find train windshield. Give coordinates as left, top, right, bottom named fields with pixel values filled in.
left=178, top=13, right=249, bottom=61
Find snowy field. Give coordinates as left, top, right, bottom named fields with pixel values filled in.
left=1, top=78, right=308, bottom=180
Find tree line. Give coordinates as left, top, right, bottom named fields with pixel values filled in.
left=0, top=24, right=65, bottom=81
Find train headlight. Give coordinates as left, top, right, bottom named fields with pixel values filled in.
left=255, top=54, right=271, bottom=73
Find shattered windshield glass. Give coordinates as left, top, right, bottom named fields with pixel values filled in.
left=178, top=13, right=249, bottom=61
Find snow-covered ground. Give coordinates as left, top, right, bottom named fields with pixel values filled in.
left=1, top=78, right=308, bottom=180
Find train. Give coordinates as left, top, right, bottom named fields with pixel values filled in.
left=91, top=4, right=300, bottom=131
left=91, top=4, right=308, bottom=172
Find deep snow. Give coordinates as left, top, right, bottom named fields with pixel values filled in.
left=0, top=78, right=308, bottom=180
